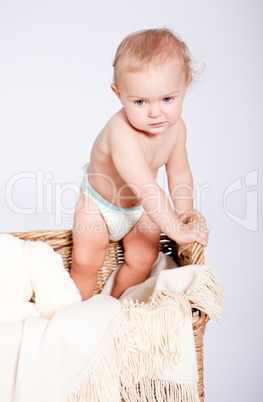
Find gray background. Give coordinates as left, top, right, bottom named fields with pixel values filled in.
left=1, top=1, right=262, bottom=400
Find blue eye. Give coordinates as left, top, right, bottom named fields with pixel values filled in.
left=163, top=97, right=173, bottom=103
left=135, top=100, right=145, bottom=106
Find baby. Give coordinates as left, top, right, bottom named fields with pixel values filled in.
left=71, top=28, right=209, bottom=300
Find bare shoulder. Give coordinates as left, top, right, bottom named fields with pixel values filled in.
left=107, top=108, right=142, bottom=146
left=89, top=109, right=132, bottom=161
left=166, top=118, right=189, bottom=171
left=108, top=108, right=135, bottom=132
left=173, top=117, right=187, bottom=144
left=107, top=108, right=127, bottom=126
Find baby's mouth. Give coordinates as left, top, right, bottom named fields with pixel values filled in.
left=149, top=122, right=165, bottom=127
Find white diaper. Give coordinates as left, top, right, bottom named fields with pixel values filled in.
left=80, top=163, right=144, bottom=241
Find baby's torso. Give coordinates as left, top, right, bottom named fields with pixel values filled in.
left=88, top=109, right=178, bottom=208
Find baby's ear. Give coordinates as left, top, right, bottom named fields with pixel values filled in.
left=111, top=83, right=121, bottom=100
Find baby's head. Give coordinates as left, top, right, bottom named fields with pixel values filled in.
left=112, top=28, right=193, bottom=88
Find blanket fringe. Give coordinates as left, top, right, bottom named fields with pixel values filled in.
left=62, top=291, right=199, bottom=402
left=62, top=268, right=224, bottom=402
left=121, top=291, right=193, bottom=385
left=61, top=315, right=125, bottom=402
left=187, top=265, right=225, bottom=321
left=121, top=378, right=199, bottom=402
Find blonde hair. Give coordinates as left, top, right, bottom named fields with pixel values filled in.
left=113, top=28, right=193, bottom=85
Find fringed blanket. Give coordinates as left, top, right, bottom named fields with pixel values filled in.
left=0, top=254, right=224, bottom=402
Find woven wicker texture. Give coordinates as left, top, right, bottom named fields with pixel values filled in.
left=11, top=230, right=209, bottom=401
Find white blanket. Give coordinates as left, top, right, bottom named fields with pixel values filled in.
left=0, top=254, right=224, bottom=402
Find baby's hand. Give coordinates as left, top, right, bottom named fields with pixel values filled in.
left=174, top=212, right=209, bottom=247
left=177, top=209, right=206, bottom=224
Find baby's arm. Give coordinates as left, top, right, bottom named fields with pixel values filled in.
left=166, top=120, right=208, bottom=241
left=109, top=127, right=208, bottom=246
left=166, top=120, right=194, bottom=215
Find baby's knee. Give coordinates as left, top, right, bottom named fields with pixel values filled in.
left=72, top=249, right=104, bottom=276
left=125, top=247, right=159, bottom=271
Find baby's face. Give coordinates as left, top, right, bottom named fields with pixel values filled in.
left=113, top=59, right=189, bottom=135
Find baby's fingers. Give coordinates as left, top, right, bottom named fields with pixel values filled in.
left=196, top=230, right=209, bottom=247
left=179, top=210, right=205, bottom=224
left=187, top=210, right=206, bottom=223
left=194, top=222, right=209, bottom=246
left=177, top=220, right=209, bottom=247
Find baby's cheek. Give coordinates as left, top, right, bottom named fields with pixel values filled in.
left=127, top=114, right=144, bottom=129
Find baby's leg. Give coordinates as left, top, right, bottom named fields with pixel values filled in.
left=111, top=213, right=161, bottom=299
left=71, top=189, right=109, bottom=300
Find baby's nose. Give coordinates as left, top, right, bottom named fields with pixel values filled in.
left=148, top=104, right=161, bottom=118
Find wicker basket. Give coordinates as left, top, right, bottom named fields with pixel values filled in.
left=12, top=230, right=209, bottom=401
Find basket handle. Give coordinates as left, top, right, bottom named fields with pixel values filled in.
left=176, top=215, right=205, bottom=266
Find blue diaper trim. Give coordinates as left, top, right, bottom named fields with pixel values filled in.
left=80, top=162, right=144, bottom=241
